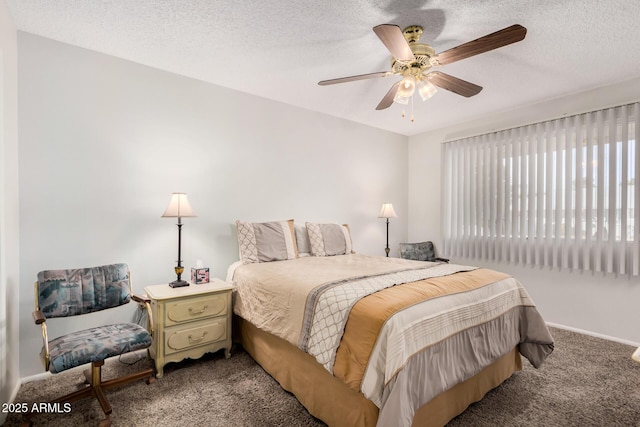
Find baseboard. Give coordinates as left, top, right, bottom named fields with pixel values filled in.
left=20, top=370, right=53, bottom=384
left=0, top=378, right=22, bottom=424
left=547, top=322, right=640, bottom=347
left=20, top=349, right=149, bottom=384
left=20, top=361, right=98, bottom=384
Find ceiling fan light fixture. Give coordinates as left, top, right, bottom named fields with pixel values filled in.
left=393, top=92, right=411, bottom=105
left=396, top=76, right=416, bottom=98
left=418, top=79, right=438, bottom=101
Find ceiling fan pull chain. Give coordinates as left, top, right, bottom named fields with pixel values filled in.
left=411, top=96, right=415, bottom=122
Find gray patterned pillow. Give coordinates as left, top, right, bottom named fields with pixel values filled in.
left=305, top=222, right=353, bottom=256
left=236, top=219, right=299, bottom=264
left=399, top=241, right=436, bottom=261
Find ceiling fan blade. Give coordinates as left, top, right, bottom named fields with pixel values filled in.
left=318, top=71, right=390, bottom=86
left=373, top=24, right=415, bottom=62
left=433, top=24, right=527, bottom=66
left=428, top=71, right=483, bottom=97
left=376, top=81, right=401, bottom=110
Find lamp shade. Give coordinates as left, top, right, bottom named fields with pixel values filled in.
left=393, top=92, right=411, bottom=105
left=418, top=80, right=438, bottom=101
left=397, top=76, right=416, bottom=98
left=378, top=203, right=398, bottom=219
left=161, top=193, right=196, bottom=218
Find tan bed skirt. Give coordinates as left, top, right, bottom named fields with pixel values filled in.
left=234, top=315, right=522, bottom=427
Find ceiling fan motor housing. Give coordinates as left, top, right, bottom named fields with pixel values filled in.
left=391, top=42, right=435, bottom=77
left=391, top=26, right=435, bottom=78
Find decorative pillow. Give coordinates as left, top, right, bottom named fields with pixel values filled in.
left=399, top=241, right=436, bottom=261
left=305, top=222, right=353, bottom=256
left=294, top=223, right=311, bottom=256
left=236, top=219, right=298, bottom=264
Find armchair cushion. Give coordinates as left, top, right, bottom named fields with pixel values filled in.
left=45, top=323, right=151, bottom=374
left=37, top=263, right=131, bottom=318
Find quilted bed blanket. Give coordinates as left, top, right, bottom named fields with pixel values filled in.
left=231, top=254, right=554, bottom=427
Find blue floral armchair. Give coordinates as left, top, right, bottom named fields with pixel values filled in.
left=25, top=263, right=154, bottom=427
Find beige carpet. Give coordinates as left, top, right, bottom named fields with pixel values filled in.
left=4, top=327, right=640, bottom=426
left=447, top=327, right=640, bottom=426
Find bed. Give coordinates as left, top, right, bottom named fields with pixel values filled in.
left=229, top=220, right=554, bottom=426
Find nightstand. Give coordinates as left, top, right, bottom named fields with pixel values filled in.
left=144, top=278, right=233, bottom=378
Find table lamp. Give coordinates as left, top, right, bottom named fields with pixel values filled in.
left=162, top=192, right=196, bottom=287
left=379, top=203, right=397, bottom=257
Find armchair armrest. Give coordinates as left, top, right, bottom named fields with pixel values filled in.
left=132, top=293, right=154, bottom=336
left=33, top=309, right=46, bottom=325
left=132, top=293, right=150, bottom=304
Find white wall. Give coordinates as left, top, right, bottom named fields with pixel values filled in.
left=0, top=1, right=20, bottom=422
left=17, top=26, right=639, bottom=385
left=409, top=76, right=640, bottom=344
left=17, top=33, right=408, bottom=378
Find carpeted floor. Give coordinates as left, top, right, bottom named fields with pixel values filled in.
left=447, top=327, right=640, bottom=426
left=4, top=327, right=640, bottom=426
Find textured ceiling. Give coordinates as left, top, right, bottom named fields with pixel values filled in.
left=5, top=0, right=640, bottom=136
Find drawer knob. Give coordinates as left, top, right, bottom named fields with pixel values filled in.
left=188, top=331, right=209, bottom=343
left=188, top=305, right=208, bottom=315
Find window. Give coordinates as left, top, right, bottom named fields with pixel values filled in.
left=443, top=102, right=640, bottom=276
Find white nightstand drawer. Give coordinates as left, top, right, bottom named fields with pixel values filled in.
left=165, top=319, right=227, bottom=355
left=166, top=294, right=227, bottom=325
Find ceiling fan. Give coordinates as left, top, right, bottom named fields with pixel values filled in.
left=318, top=23, right=527, bottom=114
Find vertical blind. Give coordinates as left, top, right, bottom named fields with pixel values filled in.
left=443, top=102, right=640, bottom=276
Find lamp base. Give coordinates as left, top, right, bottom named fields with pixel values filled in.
left=169, top=279, right=190, bottom=288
